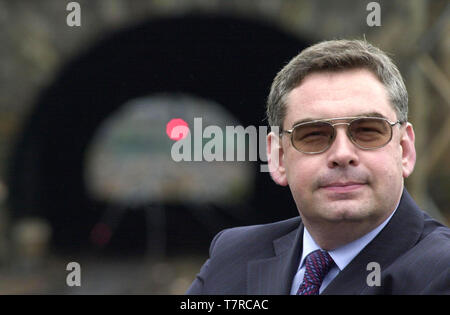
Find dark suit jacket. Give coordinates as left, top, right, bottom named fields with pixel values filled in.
left=187, top=190, right=450, bottom=294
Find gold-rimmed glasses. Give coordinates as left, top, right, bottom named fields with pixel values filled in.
left=281, top=117, right=403, bottom=154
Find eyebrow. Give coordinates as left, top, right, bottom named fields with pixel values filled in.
left=290, top=112, right=388, bottom=128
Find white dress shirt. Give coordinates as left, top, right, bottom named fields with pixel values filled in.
left=290, top=207, right=398, bottom=294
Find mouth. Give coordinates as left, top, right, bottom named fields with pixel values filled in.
left=320, top=182, right=366, bottom=193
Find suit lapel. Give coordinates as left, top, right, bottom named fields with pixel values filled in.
left=247, top=222, right=303, bottom=294
left=322, top=189, right=424, bottom=294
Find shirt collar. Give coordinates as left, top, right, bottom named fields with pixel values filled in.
left=300, top=203, right=398, bottom=271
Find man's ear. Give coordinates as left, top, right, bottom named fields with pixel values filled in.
left=401, top=122, right=416, bottom=178
left=267, top=131, right=288, bottom=186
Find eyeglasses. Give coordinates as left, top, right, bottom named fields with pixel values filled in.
left=281, top=117, right=403, bottom=154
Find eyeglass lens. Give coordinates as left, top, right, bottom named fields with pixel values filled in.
left=292, top=118, right=392, bottom=153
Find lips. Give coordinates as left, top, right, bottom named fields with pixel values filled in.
left=320, top=182, right=366, bottom=192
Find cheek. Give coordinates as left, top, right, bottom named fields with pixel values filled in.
left=366, top=151, right=403, bottom=186
left=284, top=155, right=320, bottom=193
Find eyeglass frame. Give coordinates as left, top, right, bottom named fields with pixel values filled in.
left=280, top=116, right=404, bottom=154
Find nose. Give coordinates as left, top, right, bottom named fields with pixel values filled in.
left=326, top=127, right=359, bottom=168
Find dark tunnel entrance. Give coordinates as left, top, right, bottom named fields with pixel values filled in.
left=8, top=14, right=309, bottom=256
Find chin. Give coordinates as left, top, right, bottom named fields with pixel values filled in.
left=323, top=201, right=371, bottom=222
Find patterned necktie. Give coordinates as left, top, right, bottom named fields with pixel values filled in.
left=297, top=249, right=334, bottom=295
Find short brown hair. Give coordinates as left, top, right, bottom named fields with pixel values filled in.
left=266, top=39, right=408, bottom=130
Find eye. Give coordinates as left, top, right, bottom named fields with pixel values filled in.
left=294, top=124, right=331, bottom=142
left=355, top=126, right=383, bottom=134
left=353, top=120, right=387, bottom=133
left=302, top=131, right=328, bottom=139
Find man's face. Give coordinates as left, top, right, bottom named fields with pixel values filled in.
left=268, top=69, right=415, bottom=232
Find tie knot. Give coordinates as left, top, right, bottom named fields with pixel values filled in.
left=303, top=249, right=334, bottom=286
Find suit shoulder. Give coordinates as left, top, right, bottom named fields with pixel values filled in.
left=420, top=213, right=450, bottom=252
left=210, top=216, right=301, bottom=256
left=388, top=221, right=450, bottom=293
left=419, top=223, right=450, bottom=255
left=405, top=216, right=450, bottom=267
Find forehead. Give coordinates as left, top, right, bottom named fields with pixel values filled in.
left=284, top=69, right=396, bottom=128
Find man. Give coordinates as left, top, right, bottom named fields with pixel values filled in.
left=186, top=39, right=450, bottom=294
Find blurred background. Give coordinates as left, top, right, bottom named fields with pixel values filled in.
left=0, top=0, right=448, bottom=294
